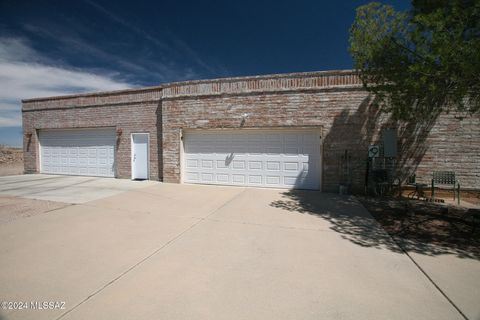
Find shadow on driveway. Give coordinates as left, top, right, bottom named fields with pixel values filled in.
left=270, top=190, right=480, bottom=260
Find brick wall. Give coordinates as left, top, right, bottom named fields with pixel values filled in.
left=162, top=71, right=480, bottom=191
left=22, top=70, right=480, bottom=191
left=22, top=87, right=162, bottom=180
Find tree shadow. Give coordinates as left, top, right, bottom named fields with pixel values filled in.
left=271, top=190, right=403, bottom=252
left=358, top=196, right=480, bottom=259
left=270, top=190, right=480, bottom=260
left=302, top=94, right=479, bottom=258
left=322, top=94, right=439, bottom=193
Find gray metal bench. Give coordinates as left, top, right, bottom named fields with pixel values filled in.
left=431, top=171, right=460, bottom=205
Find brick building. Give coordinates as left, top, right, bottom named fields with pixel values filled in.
left=22, top=70, right=480, bottom=192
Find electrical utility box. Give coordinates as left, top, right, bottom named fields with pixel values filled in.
left=382, top=129, right=397, bottom=158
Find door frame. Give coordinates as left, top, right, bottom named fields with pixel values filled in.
left=131, top=132, right=150, bottom=180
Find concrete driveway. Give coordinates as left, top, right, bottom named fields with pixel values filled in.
left=0, top=174, right=156, bottom=203
left=0, top=183, right=471, bottom=320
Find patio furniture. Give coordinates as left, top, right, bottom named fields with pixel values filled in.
left=469, top=209, right=480, bottom=233
left=407, top=174, right=428, bottom=200
left=431, top=171, right=460, bottom=205
left=372, top=169, right=389, bottom=196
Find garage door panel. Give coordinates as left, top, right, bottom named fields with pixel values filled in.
left=184, top=130, right=321, bottom=190
left=284, top=176, right=298, bottom=186
left=186, top=172, right=200, bottom=181
left=266, top=175, right=281, bottom=185
left=40, top=128, right=115, bottom=178
left=248, top=161, right=262, bottom=170
left=284, top=162, right=299, bottom=171
left=232, top=160, right=246, bottom=169
left=266, top=161, right=281, bottom=171
left=216, top=160, right=228, bottom=169
left=201, top=173, right=214, bottom=182
left=201, top=160, right=214, bottom=169
left=186, top=159, right=199, bottom=168
left=230, top=175, right=243, bottom=184
left=216, top=174, right=229, bottom=183
left=248, top=175, right=262, bottom=184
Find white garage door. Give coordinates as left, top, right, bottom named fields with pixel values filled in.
left=39, top=128, right=116, bottom=177
left=183, top=130, right=321, bottom=190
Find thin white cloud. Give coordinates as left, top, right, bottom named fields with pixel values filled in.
left=22, top=23, right=202, bottom=83
left=0, top=37, right=134, bottom=128
left=83, top=0, right=172, bottom=52
left=0, top=62, right=132, bottom=99
left=0, top=38, right=39, bottom=62
left=0, top=102, right=22, bottom=127
left=82, top=0, right=222, bottom=76
left=0, top=116, right=22, bottom=127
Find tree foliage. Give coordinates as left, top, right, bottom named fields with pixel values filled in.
left=350, top=1, right=480, bottom=120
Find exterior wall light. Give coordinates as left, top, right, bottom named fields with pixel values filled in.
left=240, top=113, right=252, bottom=127
left=241, top=113, right=252, bottom=119
left=116, top=128, right=123, bottom=136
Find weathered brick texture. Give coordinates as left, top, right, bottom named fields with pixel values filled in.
left=22, top=87, right=162, bottom=180
left=162, top=71, right=480, bottom=191
left=22, top=70, right=480, bottom=191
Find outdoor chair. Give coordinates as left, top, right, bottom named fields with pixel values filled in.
left=464, top=209, right=480, bottom=234
left=431, top=171, right=460, bottom=205
left=372, top=169, right=389, bottom=196
left=407, top=174, right=428, bottom=200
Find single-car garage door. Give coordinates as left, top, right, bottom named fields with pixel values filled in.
left=183, top=129, right=321, bottom=190
left=39, top=128, right=116, bottom=177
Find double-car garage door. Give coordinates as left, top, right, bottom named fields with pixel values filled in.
left=39, top=128, right=116, bottom=177
left=183, top=130, right=321, bottom=190
left=38, top=128, right=321, bottom=189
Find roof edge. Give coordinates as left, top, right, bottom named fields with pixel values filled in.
left=22, top=69, right=358, bottom=103
left=21, top=85, right=164, bottom=103
left=164, top=69, right=357, bottom=87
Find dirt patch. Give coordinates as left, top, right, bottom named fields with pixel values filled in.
left=0, top=146, right=23, bottom=176
left=358, top=196, right=480, bottom=259
left=0, top=195, right=69, bottom=224
left=400, top=187, right=480, bottom=206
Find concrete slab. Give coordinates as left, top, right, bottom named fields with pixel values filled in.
left=0, top=174, right=157, bottom=203
left=0, top=195, right=69, bottom=224
left=398, top=239, right=480, bottom=320
left=0, top=202, right=199, bottom=320
left=62, top=219, right=461, bottom=320
left=0, top=184, right=471, bottom=320
left=86, top=183, right=247, bottom=219
left=206, top=188, right=381, bottom=230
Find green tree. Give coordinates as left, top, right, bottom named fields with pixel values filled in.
left=349, top=1, right=480, bottom=120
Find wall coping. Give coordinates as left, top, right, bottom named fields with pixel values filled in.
left=21, top=85, right=163, bottom=103
left=22, top=70, right=361, bottom=105
left=163, top=70, right=361, bottom=99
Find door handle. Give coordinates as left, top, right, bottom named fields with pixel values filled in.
left=133, top=154, right=136, bottom=162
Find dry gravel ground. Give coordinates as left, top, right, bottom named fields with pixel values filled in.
left=0, top=195, right=69, bottom=224
left=0, top=146, right=23, bottom=176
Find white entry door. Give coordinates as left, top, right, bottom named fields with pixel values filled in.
left=183, top=129, right=321, bottom=190
left=39, top=128, right=115, bottom=177
left=131, top=133, right=149, bottom=180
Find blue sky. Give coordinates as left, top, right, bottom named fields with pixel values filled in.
left=0, top=0, right=410, bottom=147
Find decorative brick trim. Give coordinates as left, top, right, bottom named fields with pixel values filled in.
left=22, top=70, right=361, bottom=109
left=22, top=88, right=163, bottom=111
left=163, top=70, right=361, bottom=99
